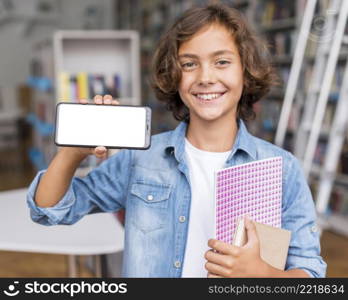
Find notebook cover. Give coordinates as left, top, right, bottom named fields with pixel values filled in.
left=232, top=218, right=291, bottom=270
left=215, top=156, right=282, bottom=244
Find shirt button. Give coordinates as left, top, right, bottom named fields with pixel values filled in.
left=179, top=216, right=186, bottom=223
left=174, top=261, right=181, bottom=268
left=311, top=225, right=318, bottom=233
left=147, top=195, right=154, bottom=201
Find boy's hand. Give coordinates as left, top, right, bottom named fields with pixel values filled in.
left=60, top=95, right=120, bottom=160
left=204, top=216, right=270, bottom=277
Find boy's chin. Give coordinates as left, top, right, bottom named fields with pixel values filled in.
left=194, top=112, right=225, bottom=123
left=191, top=110, right=237, bottom=124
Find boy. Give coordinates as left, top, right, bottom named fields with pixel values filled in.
left=27, top=4, right=326, bottom=277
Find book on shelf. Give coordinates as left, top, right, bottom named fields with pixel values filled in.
left=313, top=141, right=327, bottom=165
left=257, top=0, right=295, bottom=26
left=58, top=72, right=122, bottom=102
left=69, top=75, right=78, bottom=101
left=267, top=31, right=296, bottom=58
left=58, top=72, right=70, bottom=100
left=76, top=72, right=89, bottom=100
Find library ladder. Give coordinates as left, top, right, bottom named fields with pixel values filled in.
left=274, top=0, right=319, bottom=149
left=300, top=0, right=348, bottom=179
left=315, top=40, right=348, bottom=218
left=275, top=0, right=347, bottom=178
left=293, top=0, right=343, bottom=167
left=275, top=0, right=348, bottom=227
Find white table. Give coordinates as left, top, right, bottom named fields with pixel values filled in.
left=0, top=188, right=124, bottom=277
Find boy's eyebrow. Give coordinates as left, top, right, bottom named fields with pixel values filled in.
left=178, top=50, right=236, bottom=59
left=211, top=50, right=236, bottom=57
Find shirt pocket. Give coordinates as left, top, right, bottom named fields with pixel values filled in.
left=129, top=181, right=171, bottom=233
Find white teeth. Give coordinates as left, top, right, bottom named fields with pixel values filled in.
left=196, top=93, right=222, bottom=100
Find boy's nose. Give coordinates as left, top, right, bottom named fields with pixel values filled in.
left=197, top=65, right=217, bottom=85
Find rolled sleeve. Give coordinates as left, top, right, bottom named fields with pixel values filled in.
left=27, top=170, right=78, bottom=225
left=282, top=155, right=327, bottom=278
left=27, top=149, right=133, bottom=226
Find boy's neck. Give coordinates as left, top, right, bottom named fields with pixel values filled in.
left=185, top=117, right=238, bottom=153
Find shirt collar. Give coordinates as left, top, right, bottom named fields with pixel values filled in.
left=164, top=119, right=257, bottom=162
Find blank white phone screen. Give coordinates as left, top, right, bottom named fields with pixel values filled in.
left=56, top=104, right=147, bottom=148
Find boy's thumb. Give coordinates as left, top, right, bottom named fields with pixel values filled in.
left=95, top=146, right=106, bottom=156
left=245, top=216, right=258, bottom=245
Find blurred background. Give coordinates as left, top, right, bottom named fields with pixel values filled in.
left=0, top=0, right=347, bottom=277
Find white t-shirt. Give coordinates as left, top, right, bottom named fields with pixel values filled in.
left=181, top=138, right=231, bottom=277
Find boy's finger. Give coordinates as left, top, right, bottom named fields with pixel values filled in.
left=208, top=239, right=241, bottom=257
left=103, top=94, right=113, bottom=104
left=94, top=147, right=107, bottom=159
left=205, top=249, right=234, bottom=267
left=205, top=262, right=229, bottom=277
left=111, top=99, right=119, bottom=105
left=207, top=272, right=222, bottom=278
left=95, top=146, right=107, bottom=154
left=94, top=95, right=103, bottom=104
left=244, top=216, right=259, bottom=245
left=79, top=99, right=88, bottom=104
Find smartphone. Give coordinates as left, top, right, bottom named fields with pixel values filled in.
left=54, top=102, right=151, bottom=149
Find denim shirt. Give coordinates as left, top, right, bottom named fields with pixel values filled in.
left=27, top=120, right=327, bottom=278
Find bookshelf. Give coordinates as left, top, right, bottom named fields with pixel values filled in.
left=0, top=105, right=22, bottom=185
left=53, top=30, right=141, bottom=174
left=305, top=2, right=348, bottom=234
left=26, top=39, right=55, bottom=171
left=0, top=85, right=21, bottom=150
left=276, top=0, right=348, bottom=235
left=247, top=0, right=303, bottom=144
left=27, top=30, right=141, bottom=175
left=53, top=30, right=141, bottom=106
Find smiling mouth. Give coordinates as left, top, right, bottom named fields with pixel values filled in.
left=192, top=92, right=226, bottom=102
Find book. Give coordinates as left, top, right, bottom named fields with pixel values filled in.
left=69, top=75, right=78, bottom=102
left=76, top=72, right=89, bottom=100
left=58, top=72, right=70, bottom=101
left=91, top=75, right=107, bottom=96
left=232, top=218, right=291, bottom=270
left=215, top=156, right=283, bottom=245
left=58, top=72, right=122, bottom=102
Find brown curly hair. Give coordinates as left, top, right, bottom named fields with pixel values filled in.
left=151, top=3, right=278, bottom=122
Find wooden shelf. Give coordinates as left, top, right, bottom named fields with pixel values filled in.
left=0, top=111, right=21, bottom=122
left=261, top=18, right=297, bottom=32
left=54, top=30, right=141, bottom=105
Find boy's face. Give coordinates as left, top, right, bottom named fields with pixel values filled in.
left=178, top=23, right=244, bottom=124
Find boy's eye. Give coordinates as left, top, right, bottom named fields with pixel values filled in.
left=181, top=62, right=197, bottom=69
left=216, top=60, right=231, bottom=66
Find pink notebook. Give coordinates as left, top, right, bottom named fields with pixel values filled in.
left=215, top=156, right=282, bottom=244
